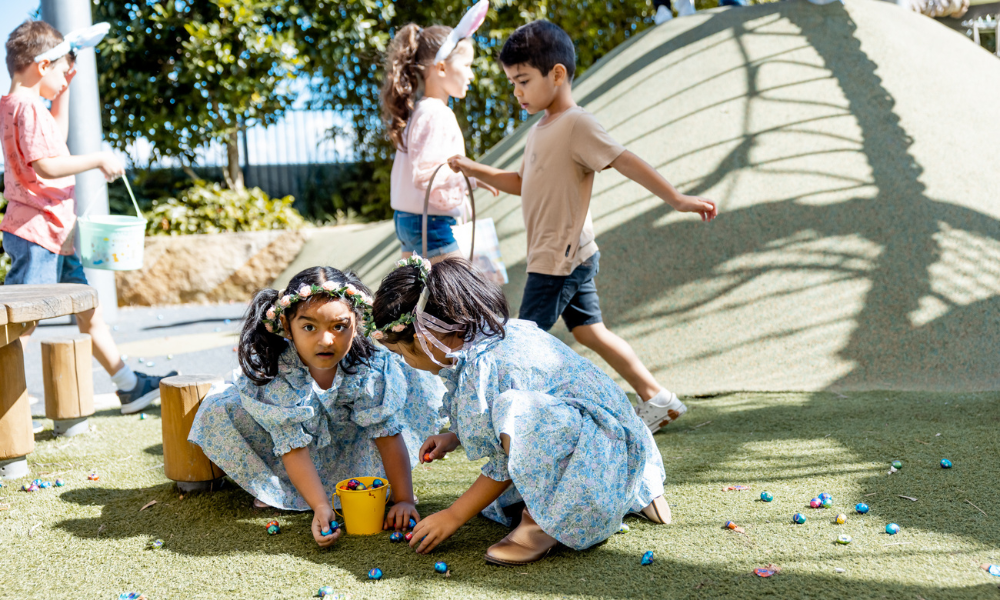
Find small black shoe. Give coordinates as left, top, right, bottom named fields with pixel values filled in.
left=118, top=371, right=178, bottom=415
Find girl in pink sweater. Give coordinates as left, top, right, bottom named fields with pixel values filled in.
left=379, top=2, right=496, bottom=263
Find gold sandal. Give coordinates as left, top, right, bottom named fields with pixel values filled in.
left=485, top=507, right=560, bottom=566
left=641, top=496, right=672, bottom=524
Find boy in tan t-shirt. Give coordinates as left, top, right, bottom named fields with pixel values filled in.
left=448, top=20, right=717, bottom=434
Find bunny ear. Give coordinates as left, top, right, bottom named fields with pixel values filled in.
left=453, top=0, right=490, bottom=39
left=64, top=22, right=111, bottom=50
left=35, top=22, right=111, bottom=63
left=433, top=0, right=490, bottom=64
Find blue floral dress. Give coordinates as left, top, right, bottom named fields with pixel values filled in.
left=439, top=320, right=666, bottom=550
left=188, top=346, right=446, bottom=511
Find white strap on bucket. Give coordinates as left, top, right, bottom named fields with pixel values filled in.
left=81, top=176, right=145, bottom=221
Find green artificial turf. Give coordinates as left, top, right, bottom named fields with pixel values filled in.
left=2, top=391, right=999, bottom=599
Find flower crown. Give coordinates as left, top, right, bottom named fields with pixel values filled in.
left=370, top=255, right=432, bottom=340
left=262, top=282, right=374, bottom=337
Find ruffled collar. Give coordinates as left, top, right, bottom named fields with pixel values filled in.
left=437, top=320, right=533, bottom=387
left=275, top=345, right=347, bottom=395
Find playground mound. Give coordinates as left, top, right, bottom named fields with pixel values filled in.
left=283, top=0, right=1000, bottom=394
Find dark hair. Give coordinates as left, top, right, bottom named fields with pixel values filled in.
left=380, top=23, right=454, bottom=151
left=239, top=267, right=375, bottom=386
left=499, top=20, right=576, bottom=82
left=372, top=258, right=509, bottom=347
left=5, top=19, right=65, bottom=77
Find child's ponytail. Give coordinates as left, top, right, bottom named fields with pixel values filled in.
left=380, top=24, right=452, bottom=151
left=239, top=288, right=288, bottom=386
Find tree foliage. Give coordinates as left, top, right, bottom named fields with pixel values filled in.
left=94, top=0, right=303, bottom=188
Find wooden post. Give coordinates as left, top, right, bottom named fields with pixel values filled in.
left=41, top=334, right=95, bottom=437
left=0, top=339, right=33, bottom=479
left=161, top=375, right=224, bottom=492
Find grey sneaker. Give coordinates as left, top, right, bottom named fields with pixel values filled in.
left=118, top=371, right=178, bottom=415
left=636, top=390, right=688, bottom=434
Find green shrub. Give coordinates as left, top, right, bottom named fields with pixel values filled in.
left=147, top=181, right=307, bottom=236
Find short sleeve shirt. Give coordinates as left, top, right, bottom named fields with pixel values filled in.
left=0, top=94, right=76, bottom=255
left=519, top=107, right=625, bottom=276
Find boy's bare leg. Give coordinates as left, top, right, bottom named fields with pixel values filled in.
left=75, top=305, right=125, bottom=376
left=571, top=322, right=661, bottom=401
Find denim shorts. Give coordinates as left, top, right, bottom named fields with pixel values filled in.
left=519, top=252, right=603, bottom=332
left=393, top=211, right=460, bottom=258
left=2, top=232, right=89, bottom=285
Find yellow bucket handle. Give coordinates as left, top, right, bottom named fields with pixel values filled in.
left=332, top=483, right=391, bottom=522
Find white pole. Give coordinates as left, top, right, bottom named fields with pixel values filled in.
left=40, top=0, right=118, bottom=322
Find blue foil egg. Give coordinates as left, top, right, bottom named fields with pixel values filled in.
left=409, top=518, right=417, bottom=529
left=389, top=532, right=404, bottom=542
left=886, top=523, right=900, bottom=535
left=941, top=459, right=952, bottom=468
left=760, top=492, right=773, bottom=502
left=819, top=493, right=832, bottom=502
left=54, top=479, right=64, bottom=487
left=821, top=497, right=833, bottom=508
left=368, top=567, right=383, bottom=580
left=318, top=586, right=335, bottom=598
left=892, top=460, right=902, bottom=469
left=855, top=503, right=869, bottom=514
left=434, top=561, right=448, bottom=574
left=371, top=479, right=384, bottom=488
left=793, top=513, right=807, bottom=524
left=641, top=551, right=654, bottom=565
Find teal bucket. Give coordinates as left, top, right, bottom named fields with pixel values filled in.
left=78, top=177, right=147, bottom=271
left=79, top=215, right=147, bottom=270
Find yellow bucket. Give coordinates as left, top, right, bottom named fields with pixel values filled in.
left=333, top=476, right=390, bottom=535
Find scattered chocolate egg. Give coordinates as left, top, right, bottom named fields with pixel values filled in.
left=368, top=567, right=383, bottom=580
left=886, top=523, right=900, bottom=535
left=855, top=503, right=869, bottom=514
left=760, top=491, right=773, bottom=502
left=793, top=513, right=807, bottom=524
left=835, top=513, right=847, bottom=524
left=941, top=459, right=952, bottom=468
left=641, top=551, right=654, bottom=565
left=434, top=561, right=448, bottom=574
left=389, top=532, right=404, bottom=543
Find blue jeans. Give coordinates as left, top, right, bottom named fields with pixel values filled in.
left=2, top=232, right=89, bottom=285
left=393, top=211, right=460, bottom=258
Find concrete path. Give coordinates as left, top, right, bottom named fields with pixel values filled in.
left=24, top=303, right=247, bottom=416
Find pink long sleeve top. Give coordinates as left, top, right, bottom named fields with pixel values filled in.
left=390, top=97, right=475, bottom=218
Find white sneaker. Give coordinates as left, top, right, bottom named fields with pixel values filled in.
left=654, top=5, right=674, bottom=24
left=676, top=0, right=696, bottom=17
left=636, top=389, right=687, bottom=434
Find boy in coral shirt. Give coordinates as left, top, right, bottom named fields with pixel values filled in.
left=1, top=20, right=173, bottom=416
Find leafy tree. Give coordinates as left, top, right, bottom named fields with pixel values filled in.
left=294, top=0, right=658, bottom=219
left=94, top=0, right=303, bottom=189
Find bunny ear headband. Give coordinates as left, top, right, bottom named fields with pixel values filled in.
left=35, top=22, right=111, bottom=63
left=434, top=0, right=490, bottom=64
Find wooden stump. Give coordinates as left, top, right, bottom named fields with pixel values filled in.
left=161, top=375, right=224, bottom=490
left=41, top=335, right=95, bottom=436
left=0, top=339, right=33, bottom=478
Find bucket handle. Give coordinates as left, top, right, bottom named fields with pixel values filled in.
left=331, top=483, right=392, bottom=523
left=80, top=174, right=144, bottom=221
left=422, top=164, right=475, bottom=260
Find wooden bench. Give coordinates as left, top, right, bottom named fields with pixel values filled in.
left=0, top=284, right=98, bottom=479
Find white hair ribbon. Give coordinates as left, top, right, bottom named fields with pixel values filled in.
left=414, top=286, right=466, bottom=368
left=35, top=22, right=111, bottom=63
left=433, top=0, right=490, bottom=64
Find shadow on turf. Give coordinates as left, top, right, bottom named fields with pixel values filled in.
left=49, top=478, right=999, bottom=598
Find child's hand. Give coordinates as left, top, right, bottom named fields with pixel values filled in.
left=419, top=432, right=460, bottom=463
left=673, top=194, right=718, bottom=222
left=447, top=155, right=475, bottom=175
left=385, top=501, right=419, bottom=531
left=97, top=152, right=125, bottom=182
left=408, top=508, right=463, bottom=554
left=311, top=504, right=342, bottom=548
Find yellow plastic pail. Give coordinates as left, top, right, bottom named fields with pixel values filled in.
left=333, top=476, right=391, bottom=535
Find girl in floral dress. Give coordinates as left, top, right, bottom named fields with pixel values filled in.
left=371, top=257, right=670, bottom=565
left=189, top=266, right=445, bottom=547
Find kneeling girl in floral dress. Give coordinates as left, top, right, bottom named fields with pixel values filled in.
left=371, top=257, right=670, bottom=565
left=189, top=266, right=445, bottom=547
